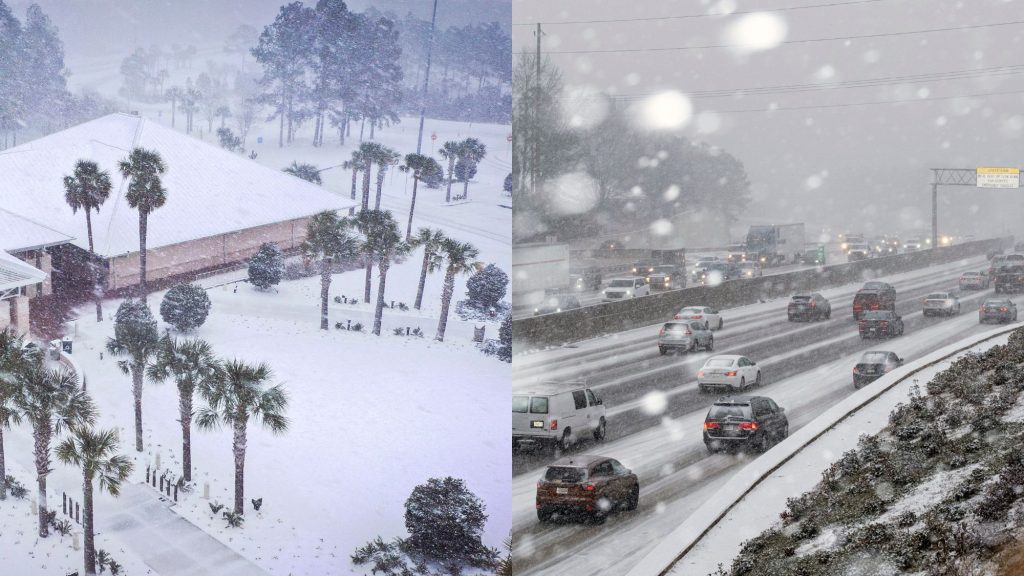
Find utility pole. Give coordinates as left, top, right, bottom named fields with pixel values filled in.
left=532, top=23, right=542, bottom=196
left=416, top=0, right=439, bottom=154
left=931, top=180, right=938, bottom=250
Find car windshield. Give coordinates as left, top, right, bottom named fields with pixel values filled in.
left=791, top=295, right=811, bottom=302
left=859, top=352, right=889, bottom=364
left=708, top=404, right=750, bottom=420
left=663, top=323, right=687, bottom=331
left=704, top=358, right=735, bottom=368
left=984, top=300, right=1008, bottom=307
left=861, top=311, right=892, bottom=320
left=653, top=266, right=674, bottom=274
left=512, top=396, right=529, bottom=413
left=608, top=279, right=634, bottom=288
left=544, top=467, right=587, bottom=483
left=679, top=308, right=702, bottom=315
left=926, top=293, right=948, bottom=299
left=863, top=282, right=887, bottom=290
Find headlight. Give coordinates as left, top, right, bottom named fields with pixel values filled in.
left=626, top=290, right=632, bottom=295
left=533, top=308, right=539, bottom=312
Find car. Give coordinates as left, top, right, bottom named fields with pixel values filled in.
left=697, top=262, right=739, bottom=285
left=853, top=350, right=903, bottom=388
left=853, top=282, right=896, bottom=320
left=787, top=293, right=831, bottom=321
left=959, top=271, right=990, bottom=290
left=979, top=298, right=1018, bottom=323
left=858, top=310, right=904, bottom=339
left=847, top=243, right=871, bottom=262
left=512, top=384, right=606, bottom=453
left=631, top=261, right=658, bottom=276
left=602, top=277, right=649, bottom=301
left=871, top=236, right=900, bottom=256
left=569, top=267, right=602, bottom=292
left=697, top=355, right=761, bottom=393
left=597, top=239, right=625, bottom=251
left=535, top=455, right=639, bottom=523
left=674, top=306, right=723, bottom=330
left=738, top=261, right=762, bottom=278
left=840, top=233, right=865, bottom=254
left=646, top=264, right=680, bottom=291
left=726, top=245, right=751, bottom=263
left=989, top=254, right=1024, bottom=276
left=702, top=396, right=788, bottom=454
left=994, top=265, right=1024, bottom=294
left=691, top=261, right=714, bottom=282
left=658, top=320, right=714, bottom=355
left=903, top=239, right=923, bottom=252
left=922, top=292, right=960, bottom=317
left=534, top=294, right=582, bottom=316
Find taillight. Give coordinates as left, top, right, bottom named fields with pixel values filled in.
left=697, top=370, right=705, bottom=377
left=660, top=328, right=666, bottom=336
left=724, top=370, right=737, bottom=377
left=810, top=301, right=816, bottom=307
left=738, top=422, right=759, bottom=430
left=683, top=329, right=692, bottom=336
left=583, top=484, right=596, bottom=492
left=853, top=367, right=859, bottom=374
left=550, top=420, right=558, bottom=430
left=1001, top=307, right=1009, bottom=312
left=673, top=314, right=682, bottom=319
left=692, top=314, right=703, bottom=319
left=703, top=421, right=719, bottom=430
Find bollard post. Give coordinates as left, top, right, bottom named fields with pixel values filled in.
left=166, top=481, right=171, bottom=497
left=390, top=300, right=394, bottom=309
left=73, top=532, right=80, bottom=551
left=63, top=492, right=67, bottom=514
left=146, top=465, right=150, bottom=484
left=155, top=452, right=161, bottom=471
left=174, top=484, right=178, bottom=502
left=75, top=502, right=80, bottom=524
left=203, top=482, right=210, bottom=499
left=406, top=327, right=410, bottom=336
left=347, top=320, right=351, bottom=330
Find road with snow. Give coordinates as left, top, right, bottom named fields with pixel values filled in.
left=511, top=254, right=1023, bottom=575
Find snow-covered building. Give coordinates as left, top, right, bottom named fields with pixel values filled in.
left=0, top=112, right=355, bottom=294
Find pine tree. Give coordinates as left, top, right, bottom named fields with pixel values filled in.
left=498, top=315, right=511, bottom=362
left=403, top=477, right=498, bottom=571
left=503, top=173, right=512, bottom=195
left=466, top=264, right=508, bottom=311
left=247, top=243, right=284, bottom=290
left=252, top=3, right=314, bottom=147
left=160, top=283, right=212, bottom=332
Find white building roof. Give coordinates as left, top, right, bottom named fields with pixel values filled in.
left=0, top=208, right=75, bottom=253
left=0, top=250, right=47, bottom=293
left=0, top=113, right=355, bottom=257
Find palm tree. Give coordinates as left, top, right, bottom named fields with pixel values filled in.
left=166, top=86, right=183, bottom=128
left=105, top=299, right=160, bottom=452
left=302, top=211, right=359, bottom=330
left=196, top=359, right=288, bottom=515
left=456, top=138, right=487, bottom=201
left=399, top=155, right=443, bottom=241
left=118, top=148, right=168, bottom=304
left=63, top=160, right=113, bottom=322
left=359, top=212, right=409, bottom=336
left=283, top=161, right=322, bottom=185
left=409, top=228, right=447, bottom=310
left=146, top=336, right=219, bottom=482
left=358, top=142, right=383, bottom=211
left=438, top=141, right=460, bottom=203
left=0, top=329, right=26, bottom=501
left=13, top=356, right=95, bottom=537
left=56, top=425, right=132, bottom=576
left=343, top=150, right=365, bottom=215
left=372, top=146, right=400, bottom=210
left=354, top=209, right=391, bottom=305
left=435, top=238, right=480, bottom=342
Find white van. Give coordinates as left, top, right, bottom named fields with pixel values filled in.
left=512, top=384, right=607, bottom=453
left=602, top=277, right=649, bottom=302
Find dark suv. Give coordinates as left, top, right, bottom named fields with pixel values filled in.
left=852, top=281, right=896, bottom=320
left=535, top=455, right=640, bottom=524
left=858, top=310, right=904, bottom=339
left=787, top=293, right=831, bottom=321
left=703, top=396, right=789, bottom=454
left=995, top=265, right=1024, bottom=294
left=853, top=350, right=903, bottom=388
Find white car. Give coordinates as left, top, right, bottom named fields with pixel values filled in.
left=697, top=355, right=762, bottom=393
left=923, top=292, right=961, bottom=317
left=512, top=384, right=606, bottom=453
left=674, top=306, right=723, bottom=330
left=602, top=277, right=649, bottom=302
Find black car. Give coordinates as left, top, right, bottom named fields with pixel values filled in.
left=533, top=294, right=581, bottom=316
left=994, top=265, right=1024, bottom=294
left=787, top=293, right=831, bottom=321
left=853, top=282, right=897, bottom=320
left=631, top=261, right=658, bottom=276
left=703, top=396, right=788, bottom=454
left=858, top=310, right=904, bottom=339
left=853, top=350, right=903, bottom=388
left=979, top=298, right=1018, bottom=323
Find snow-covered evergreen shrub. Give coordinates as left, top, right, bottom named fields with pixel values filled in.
left=503, top=172, right=512, bottom=194
left=247, top=242, right=284, bottom=290
left=403, top=477, right=498, bottom=571
left=497, top=314, right=511, bottom=362
left=113, top=298, right=159, bottom=347
left=352, top=322, right=363, bottom=332
left=4, top=475, right=27, bottom=499
left=895, top=511, right=917, bottom=528
left=160, top=283, right=211, bottom=332
left=465, top=264, right=508, bottom=311
left=975, top=453, right=1024, bottom=520
left=223, top=510, right=244, bottom=528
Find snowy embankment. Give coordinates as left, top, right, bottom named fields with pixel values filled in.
left=627, top=325, right=1020, bottom=576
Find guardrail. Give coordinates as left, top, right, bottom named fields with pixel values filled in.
left=514, top=237, right=1012, bottom=349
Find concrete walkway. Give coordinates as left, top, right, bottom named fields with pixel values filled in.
left=98, top=484, right=269, bottom=576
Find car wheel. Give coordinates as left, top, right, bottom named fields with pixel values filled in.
left=625, top=485, right=639, bottom=511
left=752, top=433, right=769, bottom=454
left=560, top=430, right=573, bottom=452
left=699, top=384, right=708, bottom=394
left=659, top=347, right=666, bottom=356
left=537, top=508, right=553, bottom=523
left=590, top=511, right=608, bottom=525
left=707, top=336, right=714, bottom=351
left=826, top=308, right=832, bottom=319
left=739, top=377, right=746, bottom=392
left=718, top=318, right=724, bottom=330
left=755, top=371, right=762, bottom=386
left=705, top=442, right=716, bottom=454
left=593, top=418, right=606, bottom=442
left=781, top=423, right=790, bottom=439
left=690, top=340, right=697, bottom=353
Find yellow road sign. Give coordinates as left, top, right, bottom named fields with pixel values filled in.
left=976, top=167, right=1020, bottom=188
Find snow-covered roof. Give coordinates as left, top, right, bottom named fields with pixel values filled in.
left=0, top=208, right=75, bottom=253
left=0, top=250, right=47, bottom=293
left=0, top=113, right=355, bottom=257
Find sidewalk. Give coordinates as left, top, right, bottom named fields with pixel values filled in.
left=98, top=484, right=270, bottom=576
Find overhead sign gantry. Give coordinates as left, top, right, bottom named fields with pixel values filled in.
left=930, top=167, right=1021, bottom=248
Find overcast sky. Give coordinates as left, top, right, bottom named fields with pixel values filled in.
left=512, top=0, right=1024, bottom=241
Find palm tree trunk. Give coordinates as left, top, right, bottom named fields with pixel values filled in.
left=278, top=87, right=285, bottom=148
left=406, top=178, right=419, bottom=241
left=445, top=158, right=455, bottom=203
left=372, top=260, right=389, bottom=335
left=320, top=256, right=332, bottom=330
left=462, top=175, right=469, bottom=201
left=0, top=427, right=6, bottom=500
left=83, top=474, right=96, bottom=575
left=361, top=160, right=372, bottom=211
left=435, top=269, right=455, bottom=341
left=364, top=257, right=373, bottom=304
left=138, top=214, right=148, bottom=303
left=93, top=260, right=103, bottom=323
left=415, top=248, right=430, bottom=310
left=132, top=364, right=144, bottom=452
left=180, top=391, right=193, bottom=482
left=349, top=167, right=358, bottom=216
left=232, top=421, right=246, bottom=515
left=85, top=209, right=95, bottom=252
left=171, top=98, right=176, bottom=128
left=374, top=167, right=386, bottom=210
left=34, top=425, right=49, bottom=537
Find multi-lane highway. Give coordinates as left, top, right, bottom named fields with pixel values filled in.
left=511, top=255, right=1022, bottom=575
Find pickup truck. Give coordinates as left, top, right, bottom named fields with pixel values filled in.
left=995, top=265, right=1024, bottom=294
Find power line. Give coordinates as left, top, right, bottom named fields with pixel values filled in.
left=712, top=86, right=1024, bottom=114
left=514, top=20, right=1024, bottom=55
left=512, top=0, right=888, bottom=26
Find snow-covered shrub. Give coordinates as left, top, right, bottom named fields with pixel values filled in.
left=4, top=475, right=28, bottom=499
left=465, top=264, right=508, bottom=311
left=403, top=477, right=498, bottom=571
left=497, top=314, right=511, bottom=362
left=423, top=164, right=444, bottom=189
left=335, top=321, right=344, bottom=330
left=52, top=518, right=72, bottom=536
left=247, top=242, right=284, bottom=290
left=352, top=322, right=363, bottom=332
left=217, top=127, right=241, bottom=151
left=411, top=327, right=423, bottom=337
left=895, top=511, right=917, bottom=528
left=209, top=501, right=224, bottom=514
left=334, top=296, right=343, bottom=304
left=160, top=283, right=211, bottom=332
left=503, top=172, right=512, bottom=194
left=223, top=510, right=244, bottom=528
left=393, top=327, right=405, bottom=336
left=975, top=453, right=1024, bottom=520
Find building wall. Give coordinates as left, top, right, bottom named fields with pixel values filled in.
left=12, top=250, right=53, bottom=297
left=107, top=216, right=312, bottom=289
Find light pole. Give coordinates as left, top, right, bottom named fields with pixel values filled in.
left=415, top=0, right=439, bottom=154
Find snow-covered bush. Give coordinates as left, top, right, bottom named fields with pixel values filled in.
left=247, top=242, right=284, bottom=290
left=113, top=298, right=159, bottom=345
left=465, top=264, right=508, bottom=311
left=160, top=283, right=211, bottom=332
left=217, top=127, right=241, bottom=151
left=403, top=477, right=499, bottom=571
left=497, top=314, right=511, bottom=362
left=423, top=164, right=444, bottom=189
